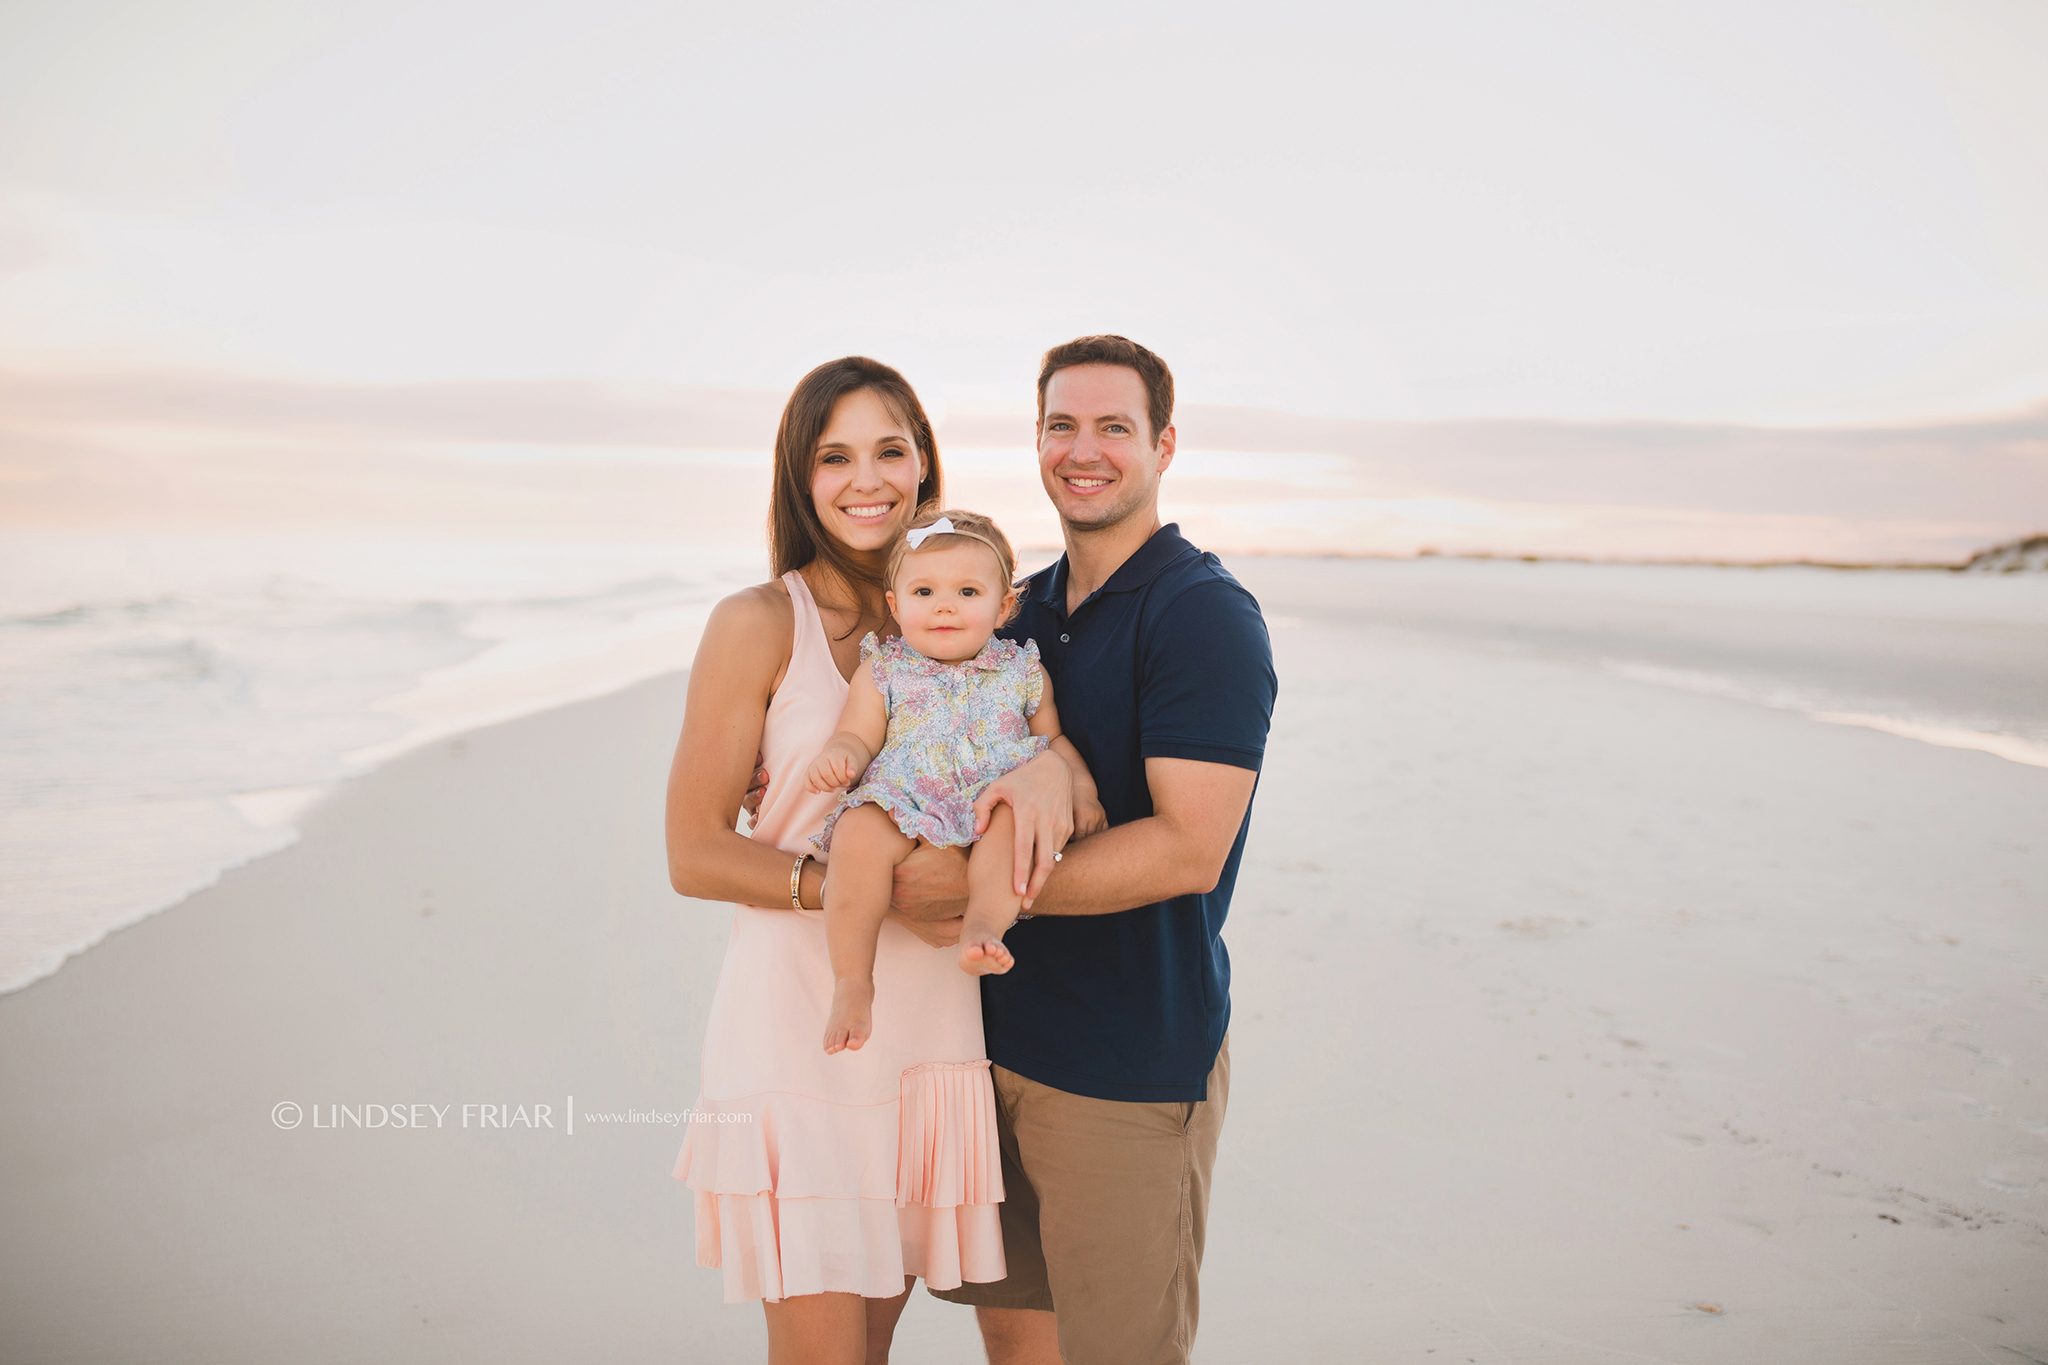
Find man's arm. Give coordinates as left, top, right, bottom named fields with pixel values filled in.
left=896, top=575, right=1274, bottom=922
left=890, top=756, right=1255, bottom=921
left=1013, top=574, right=1273, bottom=915
left=1003, top=756, right=1256, bottom=916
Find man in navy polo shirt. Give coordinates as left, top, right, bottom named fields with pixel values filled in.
left=919, top=336, right=1276, bottom=1365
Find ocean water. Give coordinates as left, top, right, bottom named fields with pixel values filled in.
left=0, top=531, right=764, bottom=994
left=6, top=537, right=2043, bottom=996
left=1235, top=556, right=2048, bottom=767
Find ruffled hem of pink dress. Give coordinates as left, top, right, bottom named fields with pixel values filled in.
left=674, top=1060, right=1006, bottom=1304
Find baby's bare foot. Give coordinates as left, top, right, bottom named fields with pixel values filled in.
left=959, top=938, right=1014, bottom=976
left=824, top=977, right=876, bottom=1053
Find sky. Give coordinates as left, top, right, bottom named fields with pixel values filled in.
left=4, top=0, right=2046, bottom=423
left=2, top=0, right=2045, bottom=559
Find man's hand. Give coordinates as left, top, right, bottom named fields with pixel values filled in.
left=885, top=908, right=963, bottom=949
left=972, top=749, right=1074, bottom=908
left=891, top=841, right=970, bottom=926
left=740, top=753, right=768, bottom=820
left=888, top=843, right=966, bottom=947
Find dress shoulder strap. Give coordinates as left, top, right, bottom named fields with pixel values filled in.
left=782, top=569, right=816, bottom=624
left=781, top=569, right=844, bottom=693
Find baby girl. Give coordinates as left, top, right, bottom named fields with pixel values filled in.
left=805, top=508, right=1101, bottom=1053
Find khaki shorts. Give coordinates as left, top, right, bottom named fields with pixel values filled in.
left=930, top=1036, right=1230, bottom=1365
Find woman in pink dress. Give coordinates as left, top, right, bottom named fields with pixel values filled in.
left=665, top=357, right=1077, bottom=1363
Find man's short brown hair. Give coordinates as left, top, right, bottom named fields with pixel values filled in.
left=1036, top=335, right=1175, bottom=447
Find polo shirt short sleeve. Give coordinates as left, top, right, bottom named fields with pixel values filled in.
left=986, top=524, right=1277, bottom=1103
left=1139, top=579, right=1274, bottom=773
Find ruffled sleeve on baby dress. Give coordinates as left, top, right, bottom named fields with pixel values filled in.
left=1016, top=638, right=1043, bottom=718
left=859, top=631, right=890, bottom=704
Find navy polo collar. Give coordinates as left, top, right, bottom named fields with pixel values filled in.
left=1029, top=523, right=1197, bottom=616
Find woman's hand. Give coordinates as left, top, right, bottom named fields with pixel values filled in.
left=972, top=750, right=1075, bottom=909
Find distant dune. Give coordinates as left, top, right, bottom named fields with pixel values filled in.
left=2, top=368, right=2044, bottom=564
left=1962, top=534, right=2048, bottom=572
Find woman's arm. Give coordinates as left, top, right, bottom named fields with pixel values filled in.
left=665, top=585, right=825, bottom=909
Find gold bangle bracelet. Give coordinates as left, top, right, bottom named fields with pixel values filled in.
left=790, top=853, right=810, bottom=911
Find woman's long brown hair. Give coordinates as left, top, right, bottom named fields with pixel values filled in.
left=768, top=357, right=943, bottom=616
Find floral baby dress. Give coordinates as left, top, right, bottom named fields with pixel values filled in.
left=817, top=632, right=1051, bottom=852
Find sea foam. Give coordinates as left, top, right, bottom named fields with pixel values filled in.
left=0, top=531, right=761, bottom=993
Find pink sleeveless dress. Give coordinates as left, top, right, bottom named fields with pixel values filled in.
left=673, top=570, right=1006, bottom=1303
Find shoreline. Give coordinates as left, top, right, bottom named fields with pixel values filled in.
left=1013, top=541, right=1990, bottom=570
left=9, top=548, right=2047, bottom=1000
left=1184, top=547, right=2045, bottom=572
left=0, top=661, right=705, bottom=1001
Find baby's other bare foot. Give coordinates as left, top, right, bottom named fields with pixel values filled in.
left=824, top=977, right=876, bottom=1053
left=959, top=938, right=1014, bottom=976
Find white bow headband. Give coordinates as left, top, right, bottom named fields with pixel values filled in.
left=901, top=515, right=1009, bottom=570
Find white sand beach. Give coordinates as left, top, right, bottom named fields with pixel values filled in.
left=2, top=558, right=2044, bottom=1363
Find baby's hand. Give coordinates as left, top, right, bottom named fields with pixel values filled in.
left=1072, top=791, right=1108, bottom=840
left=805, top=745, right=864, bottom=794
